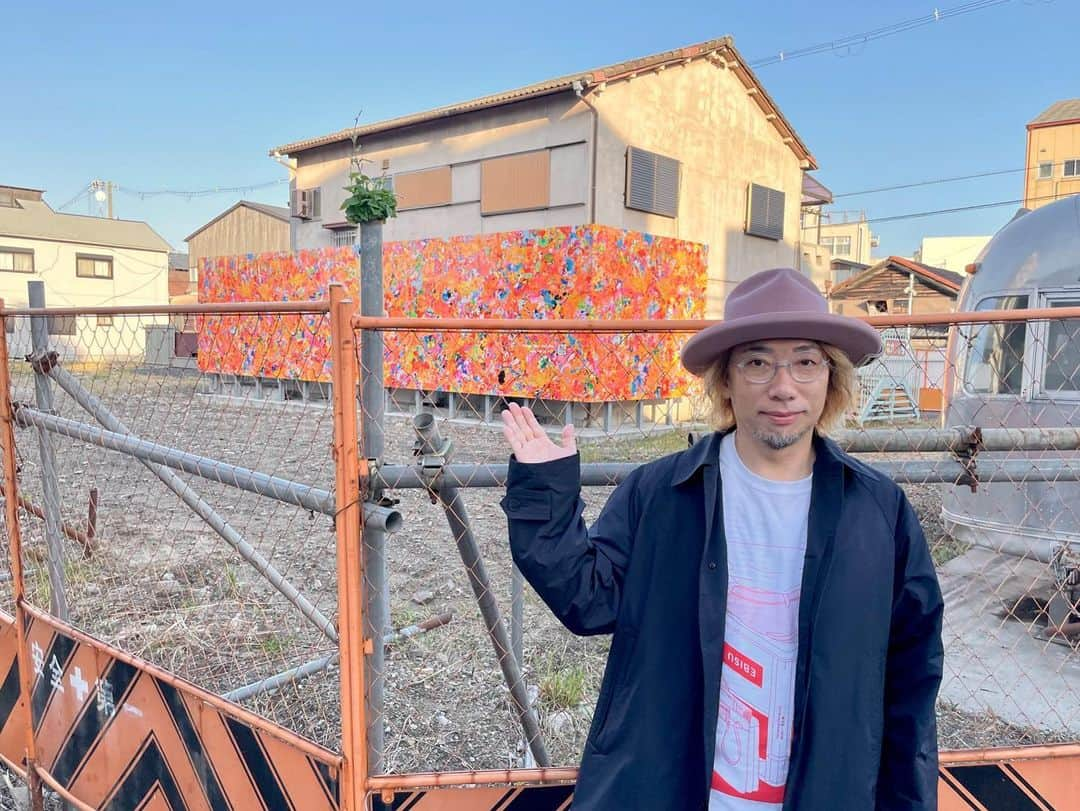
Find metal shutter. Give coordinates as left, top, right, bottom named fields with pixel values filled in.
left=746, top=183, right=785, bottom=240
left=626, top=147, right=679, bottom=218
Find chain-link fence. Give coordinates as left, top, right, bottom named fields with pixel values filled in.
left=355, top=311, right=1080, bottom=797
left=5, top=305, right=345, bottom=748
left=0, top=293, right=1077, bottom=807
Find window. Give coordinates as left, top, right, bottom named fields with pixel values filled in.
left=97, top=315, right=113, bottom=327
left=76, top=254, right=113, bottom=279
left=47, top=315, right=76, bottom=336
left=331, top=228, right=357, bottom=247
left=395, top=167, right=451, bottom=211
left=1065, top=159, right=1080, bottom=178
left=745, top=183, right=785, bottom=241
left=480, top=151, right=550, bottom=215
left=964, top=295, right=1028, bottom=395
left=821, top=235, right=852, bottom=257
left=0, top=248, right=34, bottom=273
left=625, top=146, right=680, bottom=218
left=291, top=188, right=322, bottom=219
left=1038, top=161, right=1054, bottom=179
left=1042, top=300, right=1080, bottom=392
left=891, top=298, right=910, bottom=314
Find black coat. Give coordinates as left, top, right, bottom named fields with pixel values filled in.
left=501, top=431, right=944, bottom=810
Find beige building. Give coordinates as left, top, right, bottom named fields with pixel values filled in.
left=185, top=200, right=291, bottom=278
left=0, top=184, right=170, bottom=358
left=272, top=37, right=817, bottom=316
left=1025, top=99, right=1080, bottom=209
left=800, top=209, right=877, bottom=262
left=912, top=235, right=991, bottom=272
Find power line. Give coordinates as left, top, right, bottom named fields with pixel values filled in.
left=115, top=178, right=288, bottom=200
left=863, top=192, right=1069, bottom=224
left=56, top=186, right=90, bottom=212
left=833, top=160, right=1073, bottom=199
left=749, top=0, right=1016, bottom=67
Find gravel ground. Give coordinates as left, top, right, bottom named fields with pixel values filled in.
left=0, top=360, right=1073, bottom=785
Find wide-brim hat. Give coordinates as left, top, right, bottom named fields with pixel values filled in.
left=680, top=267, right=882, bottom=376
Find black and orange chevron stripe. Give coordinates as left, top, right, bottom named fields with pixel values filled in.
left=0, top=609, right=341, bottom=810
left=369, top=784, right=574, bottom=811
left=1, top=611, right=1078, bottom=810
left=939, top=756, right=1080, bottom=810
left=367, top=756, right=1080, bottom=810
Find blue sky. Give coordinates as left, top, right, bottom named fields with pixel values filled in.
left=2, top=0, right=1073, bottom=258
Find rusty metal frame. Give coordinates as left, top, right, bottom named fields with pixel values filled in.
left=0, top=301, right=331, bottom=317
left=0, top=300, right=44, bottom=810
left=0, top=299, right=1078, bottom=805
left=330, top=284, right=369, bottom=811
left=351, top=305, right=1080, bottom=333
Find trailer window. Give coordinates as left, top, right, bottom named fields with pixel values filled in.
left=964, top=295, right=1028, bottom=395
left=1043, top=300, right=1080, bottom=392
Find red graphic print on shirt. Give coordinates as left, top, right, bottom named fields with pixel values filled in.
left=712, top=585, right=799, bottom=803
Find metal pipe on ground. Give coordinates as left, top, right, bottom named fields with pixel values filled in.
left=222, top=653, right=339, bottom=703
left=11, top=405, right=402, bottom=531
left=384, top=611, right=454, bottom=644
left=412, top=412, right=550, bottom=767
left=45, top=366, right=340, bottom=644
left=0, top=485, right=93, bottom=554
left=511, top=565, right=524, bottom=669
left=222, top=613, right=454, bottom=703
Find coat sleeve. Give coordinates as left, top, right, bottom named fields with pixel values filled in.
left=877, top=491, right=945, bottom=811
left=499, top=452, right=640, bottom=636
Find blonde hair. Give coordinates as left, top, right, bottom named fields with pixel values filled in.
left=701, top=342, right=856, bottom=434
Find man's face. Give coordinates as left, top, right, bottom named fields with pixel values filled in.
left=725, top=339, right=830, bottom=450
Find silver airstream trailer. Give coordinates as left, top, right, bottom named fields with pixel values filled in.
left=943, top=194, right=1080, bottom=565
left=938, top=196, right=1080, bottom=737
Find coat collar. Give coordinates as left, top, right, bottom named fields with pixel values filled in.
left=672, top=428, right=853, bottom=487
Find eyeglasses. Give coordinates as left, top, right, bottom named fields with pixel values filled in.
left=733, top=353, right=831, bottom=384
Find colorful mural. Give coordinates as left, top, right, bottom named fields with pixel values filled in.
left=198, top=226, right=707, bottom=402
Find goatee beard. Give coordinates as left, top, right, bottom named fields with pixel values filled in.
left=752, top=426, right=810, bottom=450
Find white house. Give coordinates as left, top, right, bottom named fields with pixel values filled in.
left=0, top=185, right=171, bottom=359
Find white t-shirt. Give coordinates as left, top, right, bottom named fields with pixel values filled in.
left=710, top=432, right=812, bottom=810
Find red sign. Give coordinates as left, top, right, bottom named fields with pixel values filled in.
left=723, top=643, right=763, bottom=688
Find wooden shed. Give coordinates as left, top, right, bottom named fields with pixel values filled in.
left=828, top=255, right=963, bottom=323
left=829, top=256, right=964, bottom=416
left=185, top=200, right=290, bottom=275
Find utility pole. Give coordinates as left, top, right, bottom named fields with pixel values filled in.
left=90, top=180, right=114, bottom=218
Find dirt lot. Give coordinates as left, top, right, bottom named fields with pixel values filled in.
left=2, top=360, right=1074, bottom=780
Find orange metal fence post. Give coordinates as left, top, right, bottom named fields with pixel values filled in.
left=0, top=303, right=44, bottom=811
left=330, top=284, right=368, bottom=810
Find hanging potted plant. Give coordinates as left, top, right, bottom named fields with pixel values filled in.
left=339, top=118, right=395, bottom=310
left=340, top=170, right=397, bottom=226
left=340, top=119, right=397, bottom=226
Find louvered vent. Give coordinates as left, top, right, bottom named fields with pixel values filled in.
left=626, top=147, right=679, bottom=218
left=746, top=183, right=785, bottom=240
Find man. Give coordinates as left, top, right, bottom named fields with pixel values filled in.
left=500, top=268, right=944, bottom=810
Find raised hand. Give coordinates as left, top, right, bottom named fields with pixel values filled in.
left=500, top=402, right=576, bottom=464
